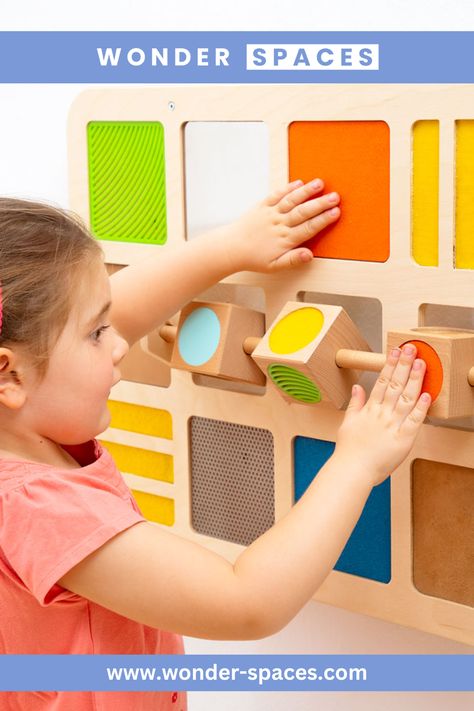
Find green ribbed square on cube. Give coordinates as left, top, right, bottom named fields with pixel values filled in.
left=87, top=121, right=167, bottom=244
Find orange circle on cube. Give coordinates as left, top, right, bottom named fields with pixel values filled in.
left=400, top=340, right=443, bottom=402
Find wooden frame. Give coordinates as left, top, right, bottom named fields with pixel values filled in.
left=69, top=85, right=474, bottom=645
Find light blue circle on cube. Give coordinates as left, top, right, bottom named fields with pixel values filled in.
left=178, top=307, right=221, bottom=366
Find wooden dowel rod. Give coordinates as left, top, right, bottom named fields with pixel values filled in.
left=159, top=324, right=178, bottom=343
left=335, top=349, right=386, bottom=372
left=243, top=336, right=261, bottom=355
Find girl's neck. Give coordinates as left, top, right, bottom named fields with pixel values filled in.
left=0, top=435, right=80, bottom=469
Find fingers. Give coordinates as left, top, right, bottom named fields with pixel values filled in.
left=289, top=205, right=340, bottom=244
left=368, top=345, right=416, bottom=407
left=276, top=178, right=325, bottom=212
left=286, top=191, right=340, bottom=228
left=343, top=383, right=367, bottom=421
left=393, top=357, right=427, bottom=421
left=269, top=247, right=313, bottom=271
left=265, top=180, right=305, bottom=206
left=369, top=344, right=431, bottom=432
left=399, top=392, right=431, bottom=438
left=382, top=344, right=420, bottom=411
left=266, top=178, right=341, bottom=245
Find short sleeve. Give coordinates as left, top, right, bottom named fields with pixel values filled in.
left=0, top=462, right=145, bottom=605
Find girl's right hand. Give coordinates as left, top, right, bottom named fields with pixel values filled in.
left=333, top=344, right=431, bottom=487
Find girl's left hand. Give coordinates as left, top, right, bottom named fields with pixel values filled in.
left=224, top=178, right=340, bottom=273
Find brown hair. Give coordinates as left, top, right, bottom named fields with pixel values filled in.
left=0, top=197, right=103, bottom=376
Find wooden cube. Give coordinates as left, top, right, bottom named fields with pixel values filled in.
left=387, top=328, right=474, bottom=419
left=251, top=302, right=370, bottom=407
left=171, top=301, right=266, bottom=385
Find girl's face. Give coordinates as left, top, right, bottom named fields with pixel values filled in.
left=22, top=259, right=129, bottom=446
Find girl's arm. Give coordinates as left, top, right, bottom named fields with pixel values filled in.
left=58, top=346, right=429, bottom=639
left=109, top=179, right=340, bottom=346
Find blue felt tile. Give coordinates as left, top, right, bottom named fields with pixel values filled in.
left=294, top=436, right=391, bottom=583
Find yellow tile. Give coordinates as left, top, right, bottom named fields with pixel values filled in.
left=100, top=440, right=173, bottom=483
left=108, top=400, right=172, bottom=439
left=412, top=120, right=439, bottom=267
left=455, top=120, right=474, bottom=269
left=132, top=490, right=175, bottom=527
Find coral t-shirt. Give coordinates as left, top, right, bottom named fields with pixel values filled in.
left=0, top=439, right=186, bottom=711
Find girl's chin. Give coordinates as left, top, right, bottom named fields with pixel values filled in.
left=91, top=407, right=112, bottom=439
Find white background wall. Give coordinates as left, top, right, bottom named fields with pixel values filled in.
left=0, top=2, right=473, bottom=710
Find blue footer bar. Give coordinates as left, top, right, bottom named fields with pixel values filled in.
left=0, top=654, right=472, bottom=691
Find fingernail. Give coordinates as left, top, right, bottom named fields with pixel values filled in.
left=403, top=344, right=415, bottom=355
left=412, top=359, right=422, bottom=370
left=329, top=207, right=339, bottom=216
left=328, top=192, right=339, bottom=203
left=421, top=393, right=430, bottom=402
left=391, top=348, right=401, bottom=358
left=311, top=179, right=322, bottom=189
left=352, top=385, right=358, bottom=395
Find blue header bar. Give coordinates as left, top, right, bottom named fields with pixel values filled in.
left=0, top=32, right=473, bottom=83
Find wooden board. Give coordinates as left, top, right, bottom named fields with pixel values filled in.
left=69, top=85, right=474, bottom=645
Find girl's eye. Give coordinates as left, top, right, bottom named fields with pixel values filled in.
left=91, top=324, right=111, bottom=342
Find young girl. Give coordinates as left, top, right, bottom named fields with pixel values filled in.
left=0, top=179, right=430, bottom=711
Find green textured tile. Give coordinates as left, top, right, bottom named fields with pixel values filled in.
left=87, top=121, right=167, bottom=244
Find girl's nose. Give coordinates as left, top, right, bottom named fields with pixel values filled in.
left=112, top=330, right=129, bottom=364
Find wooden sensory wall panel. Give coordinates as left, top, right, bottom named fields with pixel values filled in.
left=69, top=85, right=474, bottom=645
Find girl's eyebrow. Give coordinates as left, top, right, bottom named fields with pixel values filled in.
left=87, top=301, right=112, bottom=329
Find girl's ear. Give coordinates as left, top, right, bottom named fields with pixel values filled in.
left=0, top=348, right=27, bottom=410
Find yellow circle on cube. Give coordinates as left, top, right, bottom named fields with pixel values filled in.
left=269, top=307, right=325, bottom=355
